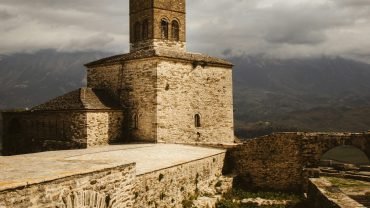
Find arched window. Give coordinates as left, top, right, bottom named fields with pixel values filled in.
left=134, top=22, right=141, bottom=42
left=161, top=19, right=169, bottom=39
left=133, top=114, right=139, bottom=129
left=171, top=20, right=179, bottom=41
left=195, top=114, right=201, bottom=128
left=142, top=19, right=149, bottom=40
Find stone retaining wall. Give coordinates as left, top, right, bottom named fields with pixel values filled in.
left=0, top=163, right=136, bottom=208
left=134, top=153, right=228, bottom=208
left=0, top=150, right=228, bottom=208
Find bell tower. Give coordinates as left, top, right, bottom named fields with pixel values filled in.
left=129, top=0, right=186, bottom=52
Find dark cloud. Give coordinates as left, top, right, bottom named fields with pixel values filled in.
left=0, top=9, right=16, bottom=20
left=0, top=0, right=369, bottom=63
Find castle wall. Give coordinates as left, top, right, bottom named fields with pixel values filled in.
left=228, top=132, right=370, bottom=191
left=86, top=111, right=124, bottom=147
left=156, top=60, right=234, bottom=144
left=0, top=145, right=228, bottom=208
left=2, top=111, right=88, bottom=155
left=87, top=65, right=122, bottom=99
left=134, top=153, right=227, bottom=208
left=0, top=164, right=135, bottom=208
left=300, top=132, right=370, bottom=167
left=228, top=133, right=304, bottom=191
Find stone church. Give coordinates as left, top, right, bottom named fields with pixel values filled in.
left=2, top=0, right=234, bottom=155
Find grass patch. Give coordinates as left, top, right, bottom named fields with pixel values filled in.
left=326, top=177, right=370, bottom=189
left=216, top=189, right=305, bottom=208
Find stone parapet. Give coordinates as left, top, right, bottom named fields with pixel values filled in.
left=307, top=178, right=366, bottom=208
left=227, top=132, right=370, bottom=191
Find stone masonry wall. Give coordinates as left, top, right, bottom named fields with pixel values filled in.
left=156, top=60, right=234, bottom=144
left=87, top=65, right=122, bottom=100
left=300, top=132, right=370, bottom=167
left=87, top=59, right=158, bottom=142
left=86, top=111, right=124, bottom=147
left=130, top=39, right=186, bottom=53
left=2, top=111, right=88, bottom=155
left=120, top=59, right=158, bottom=142
left=228, top=133, right=303, bottom=191
left=152, top=8, right=186, bottom=42
left=134, top=153, right=227, bottom=208
left=129, top=0, right=186, bottom=52
left=0, top=163, right=136, bottom=208
left=228, top=132, right=370, bottom=191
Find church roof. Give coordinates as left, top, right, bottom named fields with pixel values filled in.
left=84, top=49, right=233, bottom=68
left=31, top=88, right=122, bottom=111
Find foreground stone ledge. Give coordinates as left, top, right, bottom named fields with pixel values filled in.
left=308, top=178, right=366, bottom=208
left=0, top=144, right=227, bottom=207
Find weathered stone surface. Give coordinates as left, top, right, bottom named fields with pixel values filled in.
left=2, top=110, right=124, bottom=155
left=87, top=55, right=234, bottom=144
left=228, top=133, right=303, bottom=191
left=308, top=178, right=366, bottom=208
left=228, top=132, right=370, bottom=191
left=0, top=144, right=227, bottom=208
left=32, top=88, right=121, bottom=111
left=85, top=49, right=232, bottom=68
left=129, top=0, right=186, bottom=52
left=2, top=111, right=88, bottom=155
left=86, top=111, right=124, bottom=146
left=0, top=165, right=136, bottom=208
left=134, top=153, right=226, bottom=208
left=156, top=60, right=234, bottom=144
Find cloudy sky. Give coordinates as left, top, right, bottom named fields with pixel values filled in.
left=0, top=0, right=370, bottom=62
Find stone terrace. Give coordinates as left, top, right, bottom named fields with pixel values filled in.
left=0, top=144, right=225, bottom=191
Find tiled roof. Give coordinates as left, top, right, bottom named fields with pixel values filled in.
left=31, top=88, right=122, bottom=111
left=84, top=49, right=233, bottom=68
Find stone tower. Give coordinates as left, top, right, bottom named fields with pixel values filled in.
left=129, top=0, right=186, bottom=52
left=85, top=0, right=234, bottom=144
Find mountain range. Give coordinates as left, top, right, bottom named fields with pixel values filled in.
left=0, top=50, right=370, bottom=138
left=0, top=50, right=110, bottom=109
left=230, top=56, right=370, bottom=137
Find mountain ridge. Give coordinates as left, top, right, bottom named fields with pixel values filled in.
left=1, top=50, right=370, bottom=137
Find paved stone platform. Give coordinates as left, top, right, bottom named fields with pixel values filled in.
left=0, top=144, right=225, bottom=191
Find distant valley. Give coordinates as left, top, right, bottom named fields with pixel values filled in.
left=231, top=56, right=370, bottom=137
left=0, top=50, right=370, bottom=139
